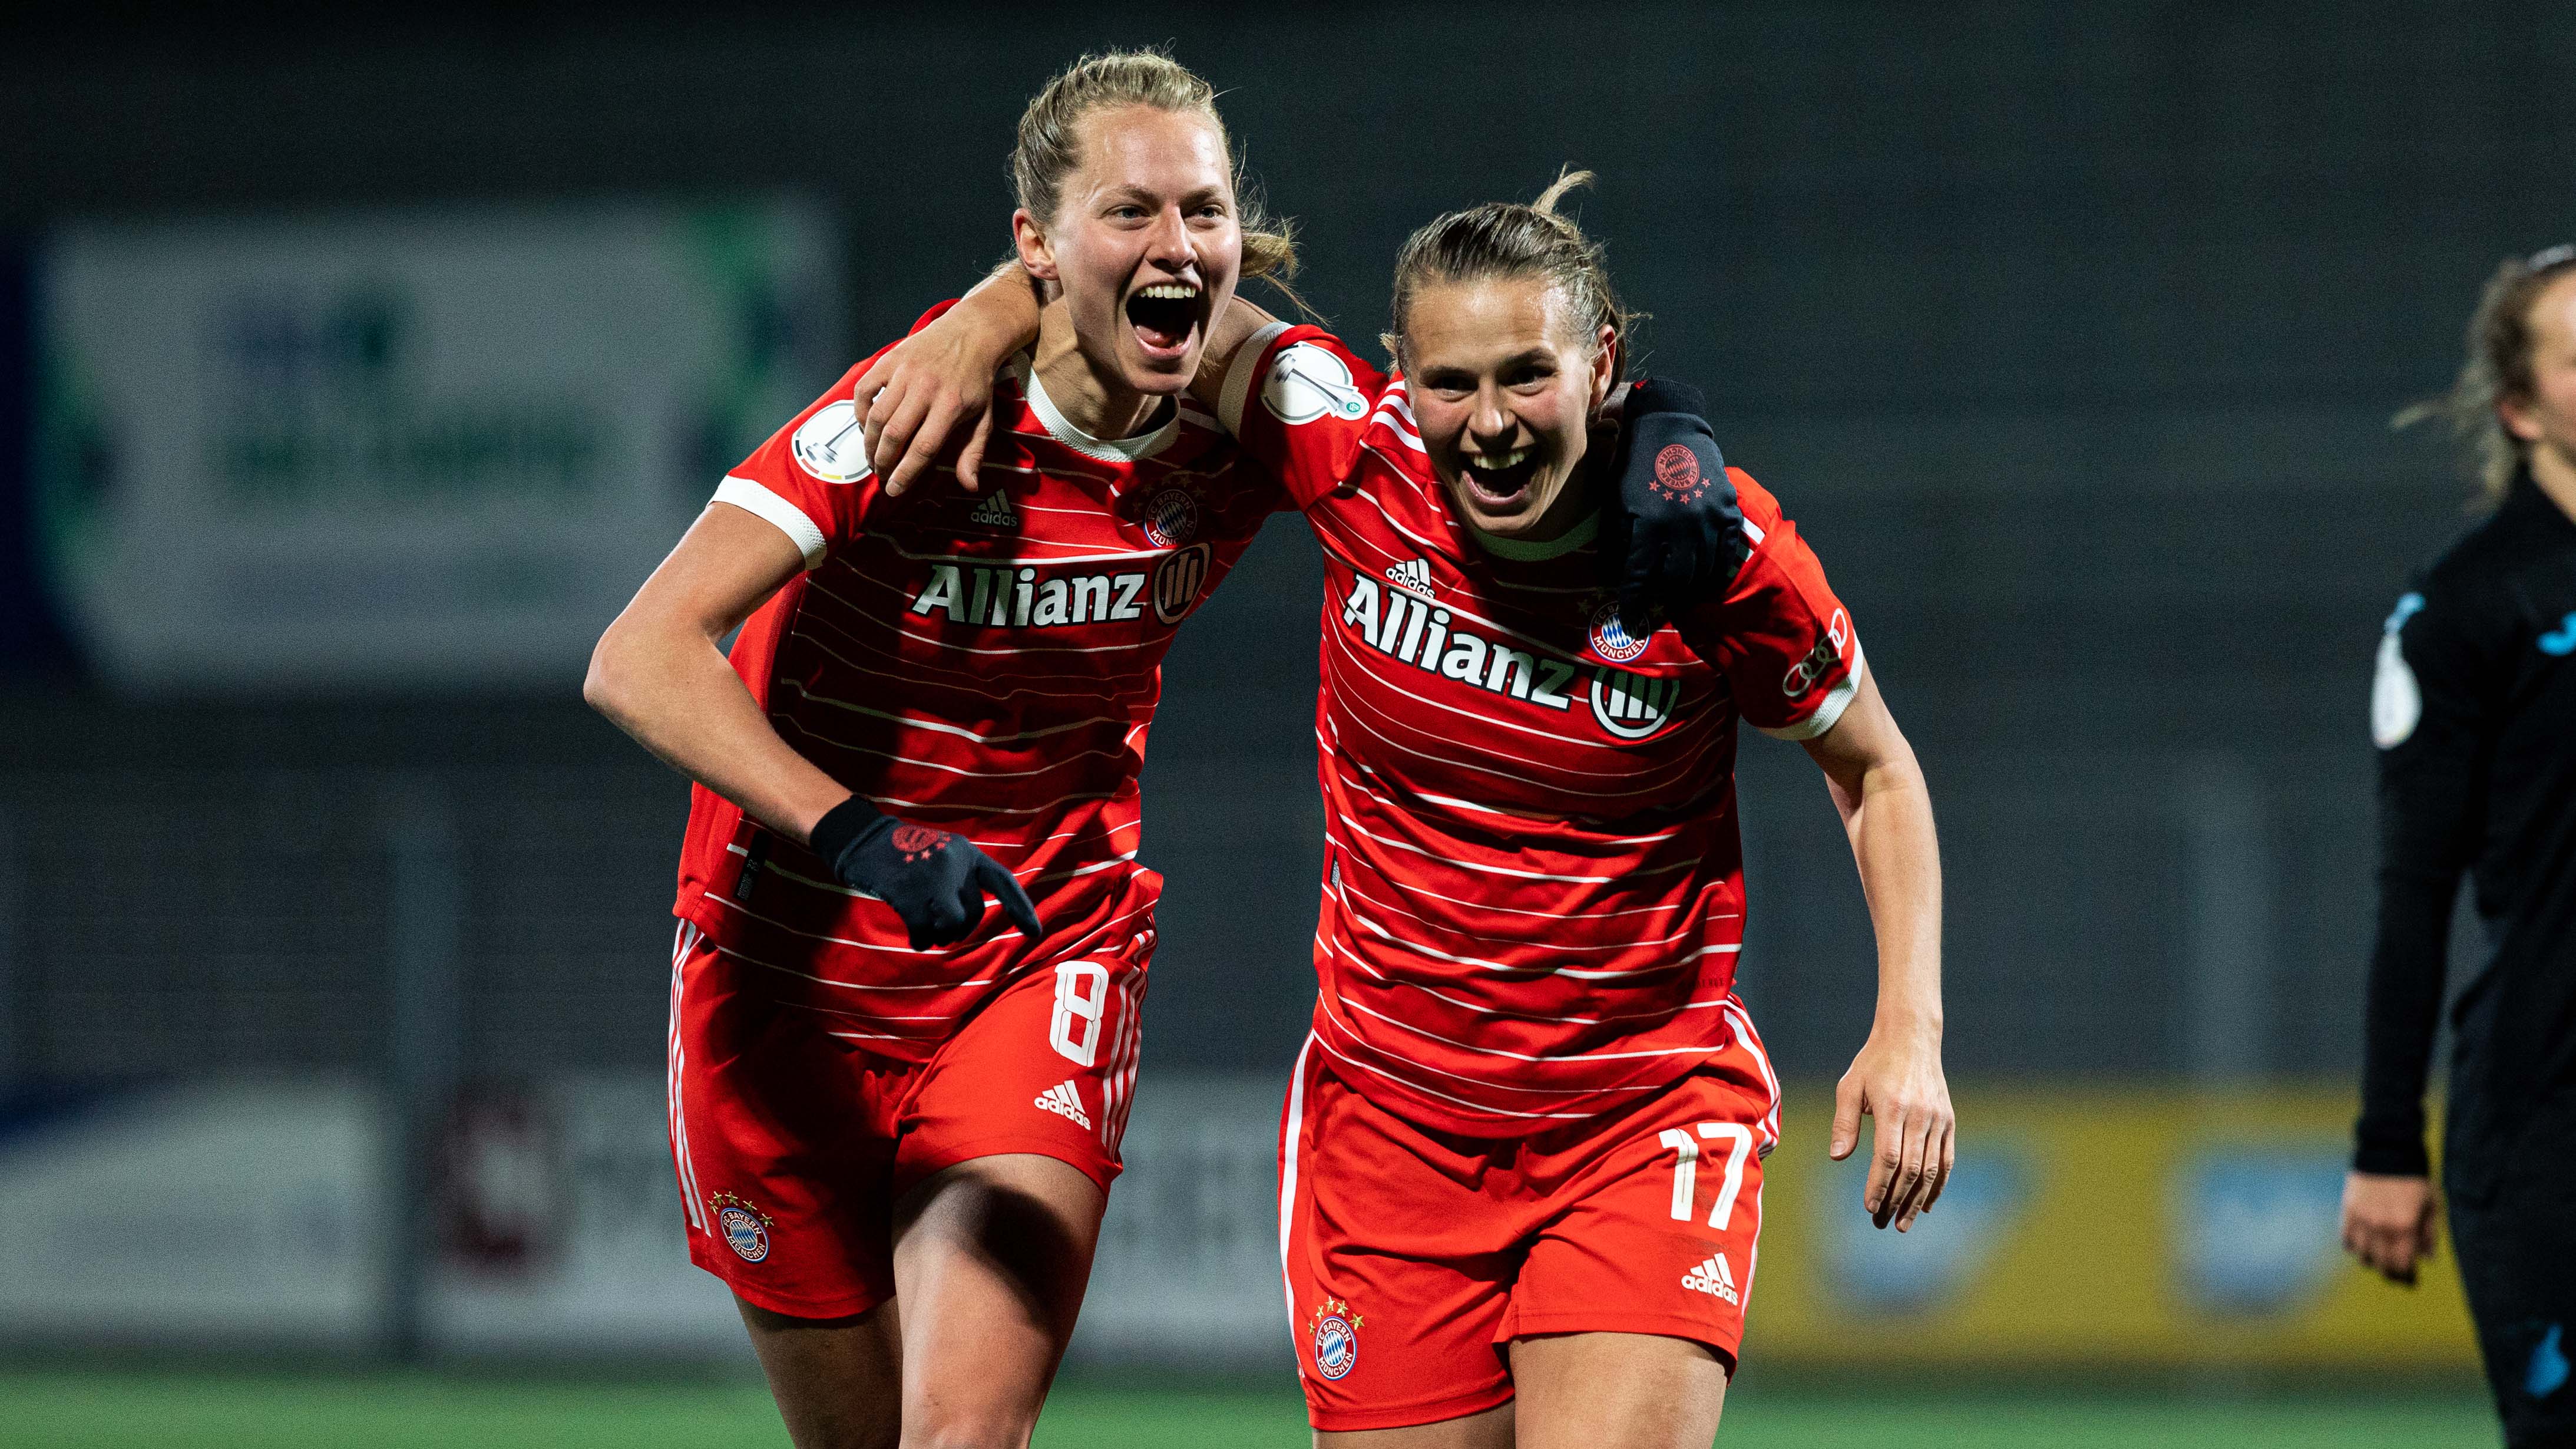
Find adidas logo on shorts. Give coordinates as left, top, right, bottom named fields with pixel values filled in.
left=969, top=491, right=1019, bottom=528
left=1384, top=556, right=1435, bottom=600
left=1681, top=1251, right=1740, bottom=1305
left=1034, top=1080, right=1092, bottom=1130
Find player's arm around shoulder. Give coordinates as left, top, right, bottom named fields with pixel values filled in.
left=1802, top=666, right=1956, bottom=1235
left=584, top=499, right=852, bottom=844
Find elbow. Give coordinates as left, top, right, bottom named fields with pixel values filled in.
left=583, top=625, right=634, bottom=723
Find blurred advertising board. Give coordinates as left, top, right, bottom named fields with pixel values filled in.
left=28, top=199, right=843, bottom=690
left=0, top=1076, right=2476, bottom=1371
left=0, top=1081, right=389, bottom=1348
left=1748, top=1085, right=2478, bottom=1371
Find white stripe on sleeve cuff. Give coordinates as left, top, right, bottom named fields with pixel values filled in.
left=1757, top=642, right=1866, bottom=742
left=712, top=476, right=828, bottom=571
left=1216, top=320, right=1295, bottom=438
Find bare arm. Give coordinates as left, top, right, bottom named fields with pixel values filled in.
left=855, top=268, right=1282, bottom=493
left=1801, top=670, right=1953, bottom=1232
left=583, top=503, right=852, bottom=843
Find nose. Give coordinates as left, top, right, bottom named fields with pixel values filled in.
left=1144, top=206, right=1192, bottom=269
left=1469, top=389, right=1514, bottom=448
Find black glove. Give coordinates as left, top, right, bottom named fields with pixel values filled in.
left=1602, top=377, right=1748, bottom=631
left=808, top=797, right=1043, bottom=951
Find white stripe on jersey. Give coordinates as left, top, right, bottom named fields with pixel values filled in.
left=1324, top=640, right=1725, bottom=784
left=1334, top=814, right=1701, bottom=886
left=1328, top=857, right=1716, bottom=922
left=859, top=533, right=1180, bottom=569
left=802, top=581, right=1168, bottom=659
left=1277, top=1032, right=1315, bottom=1342
left=1305, top=1029, right=1599, bottom=1118
left=1333, top=991, right=1736, bottom=1064
left=1331, top=883, right=1732, bottom=981
left=773, top=679, right=1128, bottom=745
left=774, top=714, right=1132, bottom=780
left=1331, top=866, right=1731, bottom=950
left=1719, top=998, right=1784, bottom=1147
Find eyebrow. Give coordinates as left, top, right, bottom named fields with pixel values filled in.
left=1100, top=184, right=1228, bottom=207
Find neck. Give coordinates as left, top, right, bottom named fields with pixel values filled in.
left=1532, top=423, right=1626, bottom=541
left=2531, top=443, right=2576, bottom=524
left=1033, top=301, right=1163, bottom=441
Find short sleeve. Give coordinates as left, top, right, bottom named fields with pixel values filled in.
left=710, top=302, right=963, bottom=569
left=1676, top=471, right=1863, bottom=741
left=1215, top=323, right=1390, bottom=510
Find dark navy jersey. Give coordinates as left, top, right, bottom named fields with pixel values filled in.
left=2355, top=471, right=2576, bottom=1180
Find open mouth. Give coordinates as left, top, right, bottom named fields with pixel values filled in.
left=1124, top=281, right=1203, bottom=362
left=1458, top=446, right=1540, bottom=509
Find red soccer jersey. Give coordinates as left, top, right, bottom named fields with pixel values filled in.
left=672, top=308, right=1285, bottom=1062
left=1218, top=324, right=1861, bottom=1136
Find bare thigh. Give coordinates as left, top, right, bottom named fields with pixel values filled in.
left=889, top=1151, right=1106, bottom=1449
left=1315, top=1400, right=1515, bottom=1449
left=737, top=1295, right=904, bottom=1449
left=732, top=1153, right=1106, bottom=1449
left=1509, top=1332, right=1728, bottom=1449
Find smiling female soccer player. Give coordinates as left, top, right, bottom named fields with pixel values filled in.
left=586, top=52, right=1299, bottom=1449
left=868, top=173, right=1955, bottom=1448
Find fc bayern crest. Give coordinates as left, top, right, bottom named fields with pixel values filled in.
left=711, top=1192, right=773, bottom=1263
left=1309, top=1297, right=1362, bottom=1381
left=1142, top=486, right=1201, bottom=547
left=1589, top=599, right=1651, bottom=663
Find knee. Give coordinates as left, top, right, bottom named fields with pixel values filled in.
left=897, top=1411, right=1039, bottom=1449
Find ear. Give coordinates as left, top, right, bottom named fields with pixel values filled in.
left=1588, top=323, right=1619, bottom=410
left=2498, top=392, right=2545, bottom=445
left=1012, top=209, right=1059, bottom=284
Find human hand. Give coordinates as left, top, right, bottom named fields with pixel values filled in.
left=2340, top=1171, right=2438, bottom=1286
left=1600, top=377, right=1748, bottom=631
left=809, top=799, right=1041, bottom=951
left=1829, top=1019, right=1955, bottom=1232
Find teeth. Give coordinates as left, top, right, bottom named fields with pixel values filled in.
left=1468, top=448, right=1529, bottom=472
left=1138, top=283, right=1199, bottom=299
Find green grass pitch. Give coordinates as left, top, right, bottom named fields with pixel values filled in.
left=0, top=1371, right=2498, bottom=1448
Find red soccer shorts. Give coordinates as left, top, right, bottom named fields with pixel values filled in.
left=1276, top=1015, right=1780, bottom=1433
left=664, top=919, right=1149, bottom=1319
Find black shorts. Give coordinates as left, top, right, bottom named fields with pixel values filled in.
left=2446, top=1138, right=2576, bottom=1448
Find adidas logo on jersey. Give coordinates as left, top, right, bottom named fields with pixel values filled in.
left=1384, top=557, right=1436, bottom=600
left=1681, top=1252, right=1740, bottom=1305
left=1034, top=1080, right=1092, bottom=1130
left=967, top=491, right=1019, bottom=528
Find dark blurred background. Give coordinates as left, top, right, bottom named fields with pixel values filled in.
left=0, top=0, right=2563, bottom=1411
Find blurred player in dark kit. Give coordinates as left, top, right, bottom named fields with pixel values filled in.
left=2343, top=245, right=2576, bottom=1448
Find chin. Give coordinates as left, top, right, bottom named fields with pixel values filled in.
left=1118, top=346, right=1197, bottom=397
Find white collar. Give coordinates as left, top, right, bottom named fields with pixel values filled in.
left=1013, top=353, right=1178, bottom=463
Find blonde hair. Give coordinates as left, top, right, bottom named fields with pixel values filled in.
left=1011, top=48, right=1299, bottom=288
left=1382, top=168, right=1642, bottom=378
left=2396, top=245, right=2576, bottom=509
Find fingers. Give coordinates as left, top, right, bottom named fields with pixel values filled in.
left=858, top=369, right=907, bottom=487
left=1828, top=1073, right=1863, bottom=1162
left=1888, top=1112, right=1932, bottom=1230
left=1862, top=1110, right=1900, bottom=1227
left=885, top=395, right=964, bottom=497
left=955, top=407, right=996, bottom=494
left=869, top=383, right=938, bottom=496
left=1919, top=1118, right=1956, bottom=1214
left=980, top=857, right=1043, bottom=940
